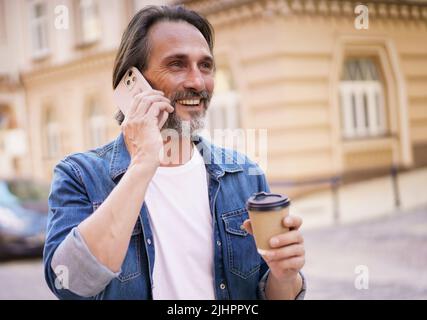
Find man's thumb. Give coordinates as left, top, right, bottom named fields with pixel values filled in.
left=242, top=219, right=253, bottom=235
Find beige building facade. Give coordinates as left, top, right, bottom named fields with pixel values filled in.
left=0, top=0, right=426, bottom=198
left=182, top=0, right=427, bottom=191
left=0, top=0, right=165, bottom=180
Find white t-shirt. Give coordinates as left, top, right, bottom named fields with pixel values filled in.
left=144, top=146, right=215, bottom=300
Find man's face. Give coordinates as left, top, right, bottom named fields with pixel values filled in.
left=144, top=20, right=215, bottom=133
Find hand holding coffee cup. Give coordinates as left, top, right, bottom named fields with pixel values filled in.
left=243, top=192, right=305, bottom=285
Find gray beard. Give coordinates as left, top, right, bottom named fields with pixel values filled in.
left=162, top=108, right=207, bottom=137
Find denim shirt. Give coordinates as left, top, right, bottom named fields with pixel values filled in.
left=43, top=133, right=306, bottom=300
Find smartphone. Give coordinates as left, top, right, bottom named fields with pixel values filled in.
left=113, top=66, right=169, bottom=128
left=113, top=67, right=151, bottom=116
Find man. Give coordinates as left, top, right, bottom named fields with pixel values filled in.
left=43, top=5, right=306, bottom=300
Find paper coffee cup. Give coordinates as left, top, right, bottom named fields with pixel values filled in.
left=246, top=192, right=291, bottom=251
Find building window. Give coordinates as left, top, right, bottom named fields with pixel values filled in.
left=86, top=99, right=107, bottom=148
left=207, top=69, right=240, bottom=132
left=29, top=0, right=49, bottom=59
left=339, top=58, right=387, bottom=139
left=75, top=0, right=100, bottom=45
left=131, top=0, right=165, bottom=13
left=202, top=68, right=242, bottom=150
left=44, top=108, right=61, bottom=158
left=0, top=0, right=6, bottom=44
left=131, top=0, right=144, bottom=13
left=0, top=105, right=15, bottom=130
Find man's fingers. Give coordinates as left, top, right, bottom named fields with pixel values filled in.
left=268, top=230, right=304, bottom=249
left=242, top=219, right=253, bottom=235
left=258, top=244, right=305, bottom=262
left=136, top=89, right=165, bottom=97
left=126, top=94, right=142, bottom=118
left=134, top=92, right=170, bottom=104
left=158, top=110, right=169, bottom=129
left=268, top=256, right=305, bottom=272
left=282, top=215, right=303, bottom=230
left=145, top=102, right=174, bottom=119
left=127, top=92, right=169, bottom=119
left=136, top=95, right=171, bottom=114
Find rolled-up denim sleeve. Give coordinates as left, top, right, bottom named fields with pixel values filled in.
left=258, top=269, right=307, bottom=300
left=43, top=158, right=118, bottom=299
left=51, top=227, right=120, bottom=297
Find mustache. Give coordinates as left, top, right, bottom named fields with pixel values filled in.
left=169, top=90, right=211, bottom=106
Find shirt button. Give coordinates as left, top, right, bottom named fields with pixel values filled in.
left=147, top=238, right=152, bottom=245
left=216, top=240, right=221, bottom=246
left=220, top=283, right=226, bottom=290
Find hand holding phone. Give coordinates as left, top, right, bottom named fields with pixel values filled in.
left=113, top=67, right=170, bottom=129
left=115, top=67, right=174, bottom=169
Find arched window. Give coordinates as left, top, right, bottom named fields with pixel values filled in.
left=86, top=98, right=107, bottom=148
left=44, top=107, right=61, bottom=158
left=339, top=58, right=387, bottom=139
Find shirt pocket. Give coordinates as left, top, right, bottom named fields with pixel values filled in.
left=221, top=208, right=261, bottom=279
left=92, top=201, right=142, bottom=283
left=117, top=221, right=143, bottom=282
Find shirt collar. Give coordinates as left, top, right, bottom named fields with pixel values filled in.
left=109, top=133, right=243, bottom=181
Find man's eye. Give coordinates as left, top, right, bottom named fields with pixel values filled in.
left=169, top=61, right=184, bottom=68
left=201, top=62, right=213, bottom=70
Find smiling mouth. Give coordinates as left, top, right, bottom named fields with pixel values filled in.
left=176, top=98, right=202, bottom=107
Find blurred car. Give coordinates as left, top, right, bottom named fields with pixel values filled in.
left=0, top=178, right=49, bottom=259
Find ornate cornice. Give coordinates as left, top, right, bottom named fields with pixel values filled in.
left=175, top=0, right=427, bottom=26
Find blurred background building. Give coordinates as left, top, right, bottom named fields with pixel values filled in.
left=0, top=0, right=426, bottom=223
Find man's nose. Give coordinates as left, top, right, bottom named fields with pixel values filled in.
left=183, top=67, right=205, bottom=92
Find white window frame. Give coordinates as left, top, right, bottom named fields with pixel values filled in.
left=206, top=91, right=240, bottom=132
left=0, top=111, right=10, bottom=130
left=29, top=0, right=50, bottom=59
left=131, top=0, right=164, bottom=13
left=0, top=132, right=5, bottom=153
left=204, top=91, right=242, bottom=150
left=46, top=121, right=61, bottom=158
left=88, top=113, right=106, bottom=148
left=77, top=0, right=100, bottom=45
left=0, top=0, right=7, bottom=44
left=86, top=99, right=106, bottom=148
left=340, top=81, right=386, bottom=139
left=339, top=58, right=387, bottom=139
left=132, top=0, right=144, bottom=13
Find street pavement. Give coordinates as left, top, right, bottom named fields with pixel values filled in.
left=303, top=205, right=427, bottom=299
left=0, top=205, right=426, bottom=300
left=0, top=257, right=55, bottom=300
